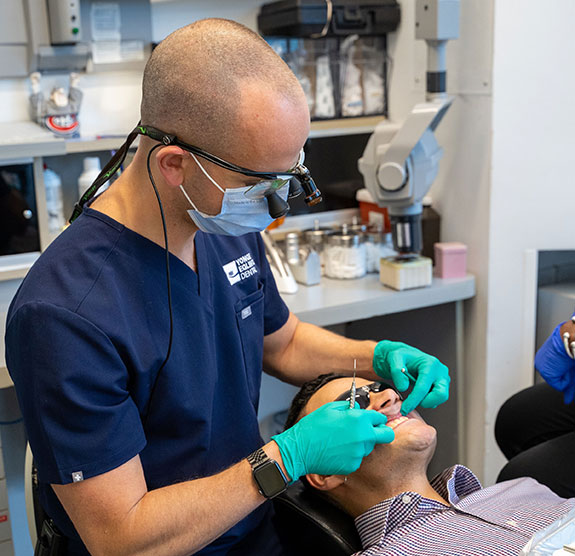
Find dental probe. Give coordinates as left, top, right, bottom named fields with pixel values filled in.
left=401, top=367, right=417, bottom=383
left=349, top=359, right=357, bottom=409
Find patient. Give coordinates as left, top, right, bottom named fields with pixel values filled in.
left=283, top=374, right=575, bottom=555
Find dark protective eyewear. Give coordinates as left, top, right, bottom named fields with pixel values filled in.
left=70, top=123, right=322, bottom=223
left=334, top=381, right=403, bottom=409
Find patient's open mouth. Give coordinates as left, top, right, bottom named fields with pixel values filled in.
left=386, top=413, right=411, bottom=430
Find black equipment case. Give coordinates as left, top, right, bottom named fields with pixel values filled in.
left=258, top=0, right=400, bottom=38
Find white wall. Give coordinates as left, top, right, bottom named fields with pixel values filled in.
left=429, top=2, right=495, bottom=481
left=431, top=0, right=575, bottom=484
left=483, top=0, right=575, bottom=482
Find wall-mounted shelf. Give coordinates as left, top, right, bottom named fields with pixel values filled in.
left=0, top=123, right=141, bottom=160
left=0, top=116, right=385, bottom=160
left=0, top=122, right=65, bottom=161
left=65, top=135, right=136, bottom=154
left=309, top=115, right=385, bottom=139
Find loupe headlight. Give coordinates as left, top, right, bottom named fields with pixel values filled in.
left=261, top=170, right=322, bottom=218
left=296, top=168, right=322, bottom=206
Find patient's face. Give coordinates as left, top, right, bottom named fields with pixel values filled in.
left=303, top=377, right=437, bottom=478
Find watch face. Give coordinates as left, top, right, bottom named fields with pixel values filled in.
left=254, top=460, right=287, bottom=498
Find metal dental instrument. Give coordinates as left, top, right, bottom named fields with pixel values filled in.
left=349, top=359, right=357, bottom=409
left=401, top=367, right=417, bottom=383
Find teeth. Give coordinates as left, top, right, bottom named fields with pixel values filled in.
left=388, top=416, right=409, bottom=430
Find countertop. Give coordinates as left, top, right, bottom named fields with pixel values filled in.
left=283, top=274, right=476, bottom=326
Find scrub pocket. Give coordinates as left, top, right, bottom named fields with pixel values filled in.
left=235, top=283, right=265, bottom=405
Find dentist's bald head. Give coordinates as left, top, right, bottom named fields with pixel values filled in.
left=140, top=18, right=308, bottom=158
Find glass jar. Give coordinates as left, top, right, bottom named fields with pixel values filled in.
left=325, top=226, right=366, bottom=279
left=302, top=220, right=333, bottom=276
left=364, top=226, right=397, bottom=273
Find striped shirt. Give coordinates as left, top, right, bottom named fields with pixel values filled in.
left=353, top=465, right=575, bottom=556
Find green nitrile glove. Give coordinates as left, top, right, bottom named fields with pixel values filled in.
left=272, top=401, right=394, bottom=482
left=373, top=340, right=450, bottom=415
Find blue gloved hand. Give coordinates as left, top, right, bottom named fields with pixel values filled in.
left=535, top=322, right=575, bottom=404
left=272, top=401, right=394, bottom=482
left=373, top=340, right=450, bottom=415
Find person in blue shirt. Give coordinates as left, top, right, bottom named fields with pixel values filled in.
left=5, top=19, right=450, bottom=556
left=496, top=313, right=575, bottom=498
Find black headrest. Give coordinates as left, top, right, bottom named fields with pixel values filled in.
left=272, top=480, right=362, bottom=556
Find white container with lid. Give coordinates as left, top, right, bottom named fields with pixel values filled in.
left=78, top=157, right=102, bottom=199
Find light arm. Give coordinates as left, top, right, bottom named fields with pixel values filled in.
left=357, top=0, right=460, bottom=254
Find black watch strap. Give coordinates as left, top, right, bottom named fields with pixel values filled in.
left=247, top=447, right=268, bottom=468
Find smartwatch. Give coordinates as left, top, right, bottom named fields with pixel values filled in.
left=247, top=448, right=288, bottom=499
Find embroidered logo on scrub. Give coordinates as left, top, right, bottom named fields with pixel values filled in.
left=222, top=252, right=258, bottom=285
left=72, top=471, right=84, bottom=482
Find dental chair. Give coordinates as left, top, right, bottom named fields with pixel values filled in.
left=273, top=480, right=362, bottom=556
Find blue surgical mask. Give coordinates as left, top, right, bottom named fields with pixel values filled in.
left=180, top=153, right=289, bottom=236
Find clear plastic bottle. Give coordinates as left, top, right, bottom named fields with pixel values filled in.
left=43, top=165, right=65, bottom=234
left=78, top=157, right=102, bottom=199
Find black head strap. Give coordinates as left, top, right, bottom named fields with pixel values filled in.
left=69, top=123, right=178, bottom=223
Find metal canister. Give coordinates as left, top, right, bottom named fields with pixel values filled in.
left=302, top=220, right=333, bottom=276
left=325, top=224, right=367, bottom=279
left=348, top=215, right=367, bottom=234
left=284, top=232, right=301, bottom=266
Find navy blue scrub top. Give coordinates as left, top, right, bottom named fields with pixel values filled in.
left=5, top=208, right=290, bottom=555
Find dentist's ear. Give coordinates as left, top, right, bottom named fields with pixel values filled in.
left=306, top=474, right=348, bottom=491
left=154, top=146, right=193, bottom=188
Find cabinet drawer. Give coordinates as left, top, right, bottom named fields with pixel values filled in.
left=0, top=540, right=13, bottom=556
left=0, top=511, right=11, bottom=543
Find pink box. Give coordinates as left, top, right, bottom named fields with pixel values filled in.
left=434, top=242, right=467, bottom=278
